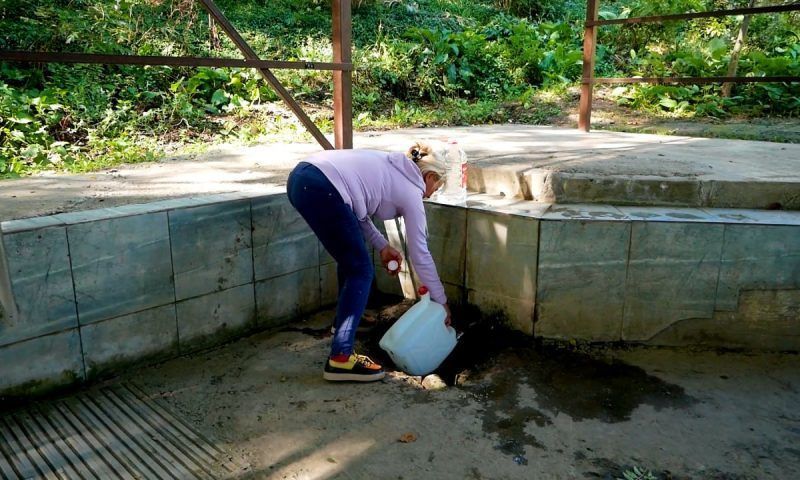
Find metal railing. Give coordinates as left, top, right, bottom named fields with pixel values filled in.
left=579, top=1, right=800, bottom=131
left=0, top=0, right=354, bottom=150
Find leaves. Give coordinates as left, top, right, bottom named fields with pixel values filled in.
left=1, top=0, right=798, bottom=178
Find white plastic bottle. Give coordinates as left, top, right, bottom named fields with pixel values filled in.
left=379, top=286, right=457, bottom=376
left=437, top=139, right=467, bottom=205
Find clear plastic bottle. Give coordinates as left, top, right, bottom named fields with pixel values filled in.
left=437, top=139, right=467, bottom=204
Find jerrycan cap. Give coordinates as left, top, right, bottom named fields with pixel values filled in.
left=418, top=286, right=429, bottom=296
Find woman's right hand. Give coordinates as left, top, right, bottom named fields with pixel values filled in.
left=443, top=303, right=452, bottom=327
left=379, top=245, right=403, bottom=276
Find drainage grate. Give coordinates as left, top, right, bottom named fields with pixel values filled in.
left=0, top=384, right=236, bottom=480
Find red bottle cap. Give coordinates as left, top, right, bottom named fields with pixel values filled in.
left=418, top=286, right=429, bottom=296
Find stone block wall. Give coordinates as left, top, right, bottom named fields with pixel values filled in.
left=2, top=190, right=799, bottom=398
left=376, top=198, right=800, bottom=351
left=0, top=192, right=334, bottom=398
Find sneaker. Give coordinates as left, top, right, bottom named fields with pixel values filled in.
left=323, top=354, right=385, bottom=382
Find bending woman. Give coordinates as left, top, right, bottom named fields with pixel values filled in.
left=287, top=144, right=451, bottom=382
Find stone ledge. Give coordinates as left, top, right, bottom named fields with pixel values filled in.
left=2, top=189, right=799, bottom=400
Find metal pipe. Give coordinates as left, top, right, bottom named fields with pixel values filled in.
left=0, top=51, right=352, bottom=71
left=587, top=3, right=800, bottom=26
left=198, top=0, right=334, bottom=150
left=593, top=76, right=800, bottom=84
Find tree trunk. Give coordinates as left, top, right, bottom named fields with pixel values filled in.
left=209, top=13, right=221, bottom=51
left=721, top=0, right=756, bottom=97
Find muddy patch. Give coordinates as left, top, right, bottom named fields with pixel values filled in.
left=295, top=301, right=696, bottom=460
left=355, top=302, right=696, bottom=425
left=471, top=344, right=695, bottom=423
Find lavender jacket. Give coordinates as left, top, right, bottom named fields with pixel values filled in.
left=304, top=149, right=447, bottom=305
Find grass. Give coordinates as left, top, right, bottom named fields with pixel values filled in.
left=1, top=0, right=798, bottom=177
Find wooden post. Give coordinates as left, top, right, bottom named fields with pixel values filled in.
left=198, top=0, right=334, bottom=150
left=332, top=0, right=353, bottom=149
left=578, top=0, right=599, bottom=132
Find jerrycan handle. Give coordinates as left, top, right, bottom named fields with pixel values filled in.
left=418, top=286, right=431, bottom=304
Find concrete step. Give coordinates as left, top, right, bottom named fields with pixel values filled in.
left=360, top=125, right=800, bottom=210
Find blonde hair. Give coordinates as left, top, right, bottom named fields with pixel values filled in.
left=406, top=141, right=446, bottom=178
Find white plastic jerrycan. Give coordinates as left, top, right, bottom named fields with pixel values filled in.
left=379, top=286, right=457, bottom=376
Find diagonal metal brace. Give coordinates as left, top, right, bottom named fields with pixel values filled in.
left=198, top=0, right=334, bottom=150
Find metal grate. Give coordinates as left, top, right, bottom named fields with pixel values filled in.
left=0, top=384, right=236, bottom=480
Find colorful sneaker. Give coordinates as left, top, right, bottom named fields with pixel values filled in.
left=323, top=354, right=385, bottom=382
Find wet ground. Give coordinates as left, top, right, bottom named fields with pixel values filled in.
left=92, top=301, right=800, bottom=479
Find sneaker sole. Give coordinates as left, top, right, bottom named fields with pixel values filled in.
left=323, top=371, right=386, bottom=382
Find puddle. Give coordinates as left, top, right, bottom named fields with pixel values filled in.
left=295, top=301, right=696, bottom=458
left=356, top=303, right=695, bottom=420
left=360, top=307, right=696, bottom=457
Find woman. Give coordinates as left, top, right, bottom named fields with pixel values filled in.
left=287, top=143, right=451, bottom=382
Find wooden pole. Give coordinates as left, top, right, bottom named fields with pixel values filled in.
left=198, top=0, right=334, bottom=150
left=578, top=0, right=599, bottom=132
left=332, top=0, right=353, bottom=149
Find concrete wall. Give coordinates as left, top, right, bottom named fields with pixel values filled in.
left=376, top=200, right=800, bottom=351
left=2, top=191, right=798, bottom=398
left=0, top=232, right=18, bottom=328
left=0, top=192, right=334, bottom=398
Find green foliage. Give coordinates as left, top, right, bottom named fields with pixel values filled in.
left=619, top=466, right=657, bottom=480
left=1, top=0, right=798, bottom=177
left=494, top=0, right=585, bottom=21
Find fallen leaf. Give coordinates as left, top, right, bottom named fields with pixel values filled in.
left=399, top=432, right=417, bottom=443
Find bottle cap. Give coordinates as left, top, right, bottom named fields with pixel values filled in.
left=387, top=260, right=399, bottom=272
left=418, top=286, right=429, bottom=295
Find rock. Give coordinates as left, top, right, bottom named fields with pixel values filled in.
left=398, top=432, right=417, bottom=443
left=422, top=374, right=447, bottom=390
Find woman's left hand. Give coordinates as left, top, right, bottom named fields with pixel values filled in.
left=380, top=245, right=403, bottom=276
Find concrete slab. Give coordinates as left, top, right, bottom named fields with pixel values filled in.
left=175, top=284, right=257, bottom=351
left=536, top=220, right=630, bottom=341
left=2, top=126, right=798, bottom=222
left=169, top=200, right=253, bottom=301
left=716, top=224, right=800, bottom=312
left=467, top=194, right=552, bottom=218
left=542, top=203, right=628, bottom=221
left=1, top=227, right=77, bottom=346
left=466, top=209, right=538, bottom=334
left=424, top=202, right=467, bottom=286
left=68, top=213, right=174, bottom=324
left=623, top=222, right=724, bottom=341
left=116, top=309, right=800, bottom=479
left=618, top=206, right=719, bottom=223
left=0, top=235, right=14, bottom=329
left=650, top=289, right=800, bottom=351
left=255, top=267, right=320, bottom=328
left=702, top=208, right=800, bottom=226
left=252, top=195, right=319, bottom=282
left=0, top=329, right=84, bottom=396
left=81, top=304, right=178, bottom=379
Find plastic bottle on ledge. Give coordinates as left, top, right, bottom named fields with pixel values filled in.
left=437, top=139, right=467, bottom=205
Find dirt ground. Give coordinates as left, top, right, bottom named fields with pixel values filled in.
left=112, top=302, right=800, bottom=480
left=555, top=88, right=800, bottom=144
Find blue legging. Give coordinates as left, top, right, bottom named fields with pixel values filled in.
left=287, top=162, right=374, bottom=357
